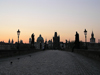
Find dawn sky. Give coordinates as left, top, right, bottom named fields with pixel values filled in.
left=0, top=0, right=100, bottom=43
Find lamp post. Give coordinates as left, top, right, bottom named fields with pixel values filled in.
left=84, top=29, right=87, bottom=49
left=17, top=29, right=20, bottom=49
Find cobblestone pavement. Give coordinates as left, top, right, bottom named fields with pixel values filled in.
left=0, top=50, right=100, bottom=75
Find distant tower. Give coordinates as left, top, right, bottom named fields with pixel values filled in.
left=53, top=32, right=60, bottom=49
left=90, top=31, right=95, bottom=43
left=8, top=39, right=10, bottom=44
left=54, top=32, right=57, bottom=37
left=11, top=39, right=14, bottom=44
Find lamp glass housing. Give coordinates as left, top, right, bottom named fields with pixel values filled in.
left=84, top=29, right=87, bottom=35
left=17, top=29, right=20, bottom=36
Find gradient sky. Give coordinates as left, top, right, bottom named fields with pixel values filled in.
left=0, top=0, right=100, bottom=43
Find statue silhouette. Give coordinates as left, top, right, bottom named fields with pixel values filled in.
left=31, top=33, right=35, bottom=48
left=75, top=32, right=80, bottom=49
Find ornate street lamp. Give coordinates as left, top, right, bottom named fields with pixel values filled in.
left=84, top=29, right=87, bottom=49
left=17, top=29, right=20, bottom=49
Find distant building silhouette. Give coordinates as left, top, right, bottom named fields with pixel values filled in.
left=60, top=42, right=64, bottom=49
left=53, top=32, right=60, bottom=49
left=0, top=42, right=12, bottom=50
left=37, top=34, right=44, bottom=49
left=29, top=34, right=45, bottom=49
left=66, top=40, right=67, bottom=44
left=65, top=40, right=68, bottom=49
left=20, top=40, right=23, bottom=44
left=48, top=39, right=53, bottom=49
left=98, top=39, right=100, bottom=43
left=11, top=39, right=14, bottom=44
left=29, top=38, right=31, bottom=44
left=44, top=39, right=47, bottom=49
left=68, top=40, right=70, bottom=49
left=90, top=31, right=95, bottom=43
left=8, top=39, right=10, bottom=44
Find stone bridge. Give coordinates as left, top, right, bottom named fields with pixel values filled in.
left=0, top=50, right=100, bottom=75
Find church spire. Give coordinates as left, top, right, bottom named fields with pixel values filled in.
left=12, top=39, right=14, bottom=44
left=8, top=39, right=10, bottom=44
left=91, top=31, right=94, bottom=38
left=54, top=32, right=57, bottom=37
left=90, top=30, right=95, bottom=43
